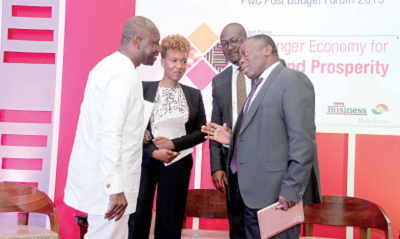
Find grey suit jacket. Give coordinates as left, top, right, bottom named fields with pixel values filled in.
left=228, top=63, right=322, bottom=209
left=210, top=66, right=234, bottom=174
left=210, top=66, right=255, bottom=174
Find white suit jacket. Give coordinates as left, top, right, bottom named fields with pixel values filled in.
left=64, top=52, right=144, bottom=215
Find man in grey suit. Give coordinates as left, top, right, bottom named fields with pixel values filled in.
left=210, top=23, right=249, bottom=239
left=203, top=34, right=321, bottom=239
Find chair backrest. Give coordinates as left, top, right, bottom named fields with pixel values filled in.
left=303, top=195, right=393, bottom=239
left=183, top=189, right=228, bottom=228
left=0, top=182, right=60, bottom=235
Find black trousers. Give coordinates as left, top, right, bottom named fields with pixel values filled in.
left=234, top=173, right=301, bottom=239
left=128, top=155, right=193, bottom=239
left=226, top=172, right=246, bottom=239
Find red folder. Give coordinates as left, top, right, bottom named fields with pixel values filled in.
left=257, top=200, right=304, bottom=239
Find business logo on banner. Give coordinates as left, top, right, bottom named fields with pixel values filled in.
left=326, top=102, right=367, bottom=116
left=184, top=23, right=230, bottom=91
left=325, top=102, right=393, bottom=125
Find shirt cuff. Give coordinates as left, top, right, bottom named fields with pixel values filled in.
left=222, top=144, right=230, bottom=148
left=102, top=170, right=124, bottom=195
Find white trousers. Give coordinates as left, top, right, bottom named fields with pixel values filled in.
left=84, top=214, right=129, bottom=239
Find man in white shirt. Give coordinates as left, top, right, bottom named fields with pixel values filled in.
left=64, top=16, right=161, bottom=239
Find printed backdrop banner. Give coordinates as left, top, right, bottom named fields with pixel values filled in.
left=137, top=0, right=400, bottom=128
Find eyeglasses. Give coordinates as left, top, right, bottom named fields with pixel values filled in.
left=220, top=38, right=244, bottom=50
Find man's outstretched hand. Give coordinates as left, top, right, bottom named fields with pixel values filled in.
left=104, top=192, right=128, bottom=221
left=201, top=122, right=232, bottom=145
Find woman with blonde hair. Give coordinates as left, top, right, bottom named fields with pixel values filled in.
left=128, top=34, right=206, bottom=239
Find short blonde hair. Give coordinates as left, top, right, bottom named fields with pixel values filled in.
left=161, top=34, right=190, bottom=59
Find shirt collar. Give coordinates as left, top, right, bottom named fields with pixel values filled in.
left=232, top=64, right=241, bottom=74
left=259, top=61, right=281, bottom=81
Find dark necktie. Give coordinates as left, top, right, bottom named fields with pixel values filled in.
left=230, top=77, right=264, bottom=174
left=236, top=71, right=247, bottom=114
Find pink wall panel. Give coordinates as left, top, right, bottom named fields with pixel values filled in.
left=0, top=110, right=52, bottom=124
left=54, top=1, right=136, bottom=238
left=3, top=52, right=55, bottom=64
left=311, top=133, right=349, bottom=238
left=1, top=158, right=43, bottom=170
left=8, top=29, right=54, bottom=41
left=1, top=134, right=47, bottom=147
left=11, top=6, right=52, bottom=18
left=354, top=134, right=400, bottom=239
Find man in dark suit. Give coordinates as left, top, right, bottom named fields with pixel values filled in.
left=204, top=34, right=321, bottom=239
left=210, top=23, right=249, bottom=239
left=210, top=24, right=287, bottom=239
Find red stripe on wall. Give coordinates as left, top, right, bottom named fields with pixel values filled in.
left=2, top=158, right=43, bottom=170
left=185, top=146, right=197, bottom=229
left=199, top=140, right=230, bottom=231
left=0, top=110, right=52, bottom=124
left=200, top=140, right=213, bottom=190
left=12, top=6, right=52, bottom=18
left=5, top=181, right=38, bottom=188
left=354, top=134, right=400, bottom=239
left=1, top=134, right=47, bottom=147
left=3, top=52, right=55, bottom=64
left=8, top=29, right=54, bottom=41
left=312, top=133, right=349, bottom=238
left=316, top=133, right=348, bottom=196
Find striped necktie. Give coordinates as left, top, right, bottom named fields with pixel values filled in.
left=230, top=77, right=264, bottom=174
left=236, top=71, right=247, bottom=115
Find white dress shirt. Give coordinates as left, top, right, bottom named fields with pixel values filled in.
left=64, top=52, right=144, bottom=215
left=222, top=65, right=252, bottom=148
left=231, top=64, right=252, bottom=127
left=246, top=61, right=280, bottom=109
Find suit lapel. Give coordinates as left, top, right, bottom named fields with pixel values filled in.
left=180, top=84, right=195, bottom=122
left=223, top=66, right=233, bottom=127
left=146, top=81, right=159, bottom=102
left=239, top=64, right=284, bottom=136
left=228, top=111, right=242, bottom=163
left=144, top=81, right=159, bottom=134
